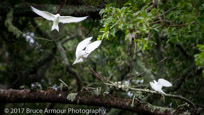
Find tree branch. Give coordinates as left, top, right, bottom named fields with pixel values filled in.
left=0, top=89, right=193, bottom=115
left=91, top=71, right=197, bottom=110
left=55, top=40, right=82, bottom=91
left=104, top=82, right=197, bottom=109
left=0, top=2, right=102, bottom=19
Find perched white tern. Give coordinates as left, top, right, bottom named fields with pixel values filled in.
left=150, top=78, right=172, bottom=94
left=31, top=6, right=88, bottom=31
left=73, top=37, right=102, bottom=65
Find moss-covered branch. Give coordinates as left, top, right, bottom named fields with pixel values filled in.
left=0, top=89, right=195, bottom=115
left=104, top=82, right=197, bottom=109
left=4, top=9, right=22, bottom=38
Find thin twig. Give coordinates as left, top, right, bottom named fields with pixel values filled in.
left=89, top=68, right=197, bottom=109
left=62, top=34, right=77, bottom=44
left=105, top=82, right=197, bottom=109
left=163, top=21, right=195, bottom=27
left=59, top=79, right=69, bottom=88
left=55, top=0, right=67, bottom=14
left=164, top=94, right=197, bottom=109
left=147, top=30, right=152, bottom=39
left=158, top=7, right=177, bottom=17
left=34, top=37, right=54, bottom=42
left=90, top=68, right=106, bottom=83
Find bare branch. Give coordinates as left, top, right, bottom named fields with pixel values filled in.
left=55, top=40, right=82, bottom=91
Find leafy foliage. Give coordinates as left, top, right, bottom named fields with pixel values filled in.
left=97, top=0, right=204, bottom=110
left=195, top=45, right=204, bottom=77
left=0, top=0, right=204, bottom=114
left=98, top=1, right=155, bottom=51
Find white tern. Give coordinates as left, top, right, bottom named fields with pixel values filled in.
left=73, top=37, right=102, bottom=65
left=31, top=6, right=88, bottom=31
left=150, top=78, right=172, bottom=94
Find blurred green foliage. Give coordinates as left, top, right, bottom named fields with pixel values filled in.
left=195, top=45, right=204, bottom=77
left=0, top=0, right=204, bottom=114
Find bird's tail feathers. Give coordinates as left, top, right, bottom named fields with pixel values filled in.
left=51, top=23, right=59, bottom=31
left=73, top=58, right=83, bottom=65
left=73, top=60, right=78, bottom=65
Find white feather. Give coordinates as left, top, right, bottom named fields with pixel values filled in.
left=158, top=79, right=172, bottom=87
left=31, top=6, right=54, bottom=21
left=73, top=37, right=102, bottom=65
left=73, top=58, right=83, bottom=65
left=76, top=37, right=93, bottom=54
left=59, top=16, right=88, bottom=23
left=149, top=79, right=172, bottom=94
left=85, top=40, right=102, bottom=54
left=51, top=21, right=59, bottom=31
left=31, top=6, right=88, bottom=31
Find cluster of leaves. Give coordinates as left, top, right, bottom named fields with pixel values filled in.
left=98, top=0, right=156, bottom=51
left=98, top=0, right=204, bottom=74
left=195, top=45, right=204, bottom=77
left=97, top=0, right=204, bottom=108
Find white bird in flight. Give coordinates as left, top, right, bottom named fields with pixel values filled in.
left=73, top=37, right=102, bottom=65
left=150, top=78, right=172, bottom=94
left=31, top=6, right=88, bottom=31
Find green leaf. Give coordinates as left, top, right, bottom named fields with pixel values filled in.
left=67, top=93, right=78, bottom=102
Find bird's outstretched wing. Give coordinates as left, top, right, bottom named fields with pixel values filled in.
left=31, top=6, right=55, bottom=21
left=85, top=40, right=102, bottom=56
left=76, top=37, right=92, bottom=55
left=59, top=16, right=88, bottom=24
left=158, top=79, right=172, bottom=87
left=86, top=40, right=102, bottom=54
